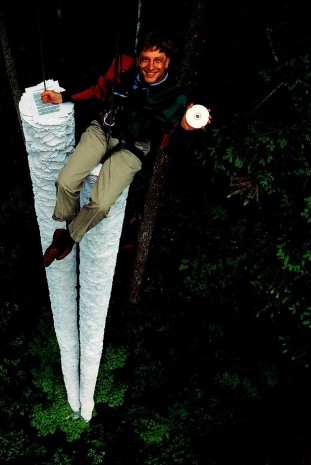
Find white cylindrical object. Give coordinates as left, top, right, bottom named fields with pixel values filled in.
left=20, top=82, right=129, bottom=422
left=185, top=104, right=209, bottom=128
left=78, top=171, right=129, bottom=421
left=19, top=81, right=81, bottom=413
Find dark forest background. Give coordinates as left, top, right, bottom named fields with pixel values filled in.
left=0, top=1, right=311, bottom=464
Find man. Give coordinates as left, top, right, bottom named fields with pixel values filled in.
left=41, top=31, right=209, bottom=267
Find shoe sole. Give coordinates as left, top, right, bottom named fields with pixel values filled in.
left=43, top=246, right=59, bottom=267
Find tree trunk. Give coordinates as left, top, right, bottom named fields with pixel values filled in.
left=128, top=149, right=170, bottom=303
left=128, top=0, right=207, bottom=303
left=0, top=11, right=24, bottom=144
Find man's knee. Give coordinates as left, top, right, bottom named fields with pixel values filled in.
left=90, top=197, right=111, bottom=218
left=57, top=168, right=74, bottom=193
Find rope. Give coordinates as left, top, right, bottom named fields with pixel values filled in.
left=36, top=2, right=46, bottom=90
left=106, top=30, right=120, bottom=143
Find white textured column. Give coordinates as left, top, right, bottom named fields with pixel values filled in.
left=79, top=166, right=129, bottom=421
left=19, top=81, right=81, bottom=413
left=20, top=82, right=129, bottom=421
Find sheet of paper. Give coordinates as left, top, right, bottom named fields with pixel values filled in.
left=19, top=80, right=73, bottom=123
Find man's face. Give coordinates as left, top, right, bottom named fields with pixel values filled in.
left=137, top=49, right=170, bottom=84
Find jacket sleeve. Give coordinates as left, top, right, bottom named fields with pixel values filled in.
left=62, top=55, right=135, bottom=103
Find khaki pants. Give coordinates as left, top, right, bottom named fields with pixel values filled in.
left=53, top=120, right=142, bottom=242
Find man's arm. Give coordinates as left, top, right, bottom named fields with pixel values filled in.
left=40, top=54, right=135, bottom=104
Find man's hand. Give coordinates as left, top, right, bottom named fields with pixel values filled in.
left=40, top=90, right=62, bottom=104
left=181, top=103, right=212, bottom=131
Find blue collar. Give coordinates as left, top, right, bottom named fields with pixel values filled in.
left=133, top=72, right=168, bottom=89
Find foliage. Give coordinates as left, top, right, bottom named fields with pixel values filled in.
left=1, top=3, right=311, bottom=465
left=31, top=399, right=90, bottom=442
left=192, top=49, right=311, bottom=340
left=95, top=345, right=128, bottom=407
left=28, top=315, right=129, bottom=441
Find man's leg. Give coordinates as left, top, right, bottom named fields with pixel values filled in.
left=53, top=120, right=113, bottom=222
left=43, top=120, right=116, bottom=267
left=68, top=148, right=142, bottom=243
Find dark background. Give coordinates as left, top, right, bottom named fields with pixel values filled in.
left=0, top=1, right=310, bottom=464
left=5, top=1, right=308, bottom=105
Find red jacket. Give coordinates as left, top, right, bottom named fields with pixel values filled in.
left=69, top=55, right=135, bottom=102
